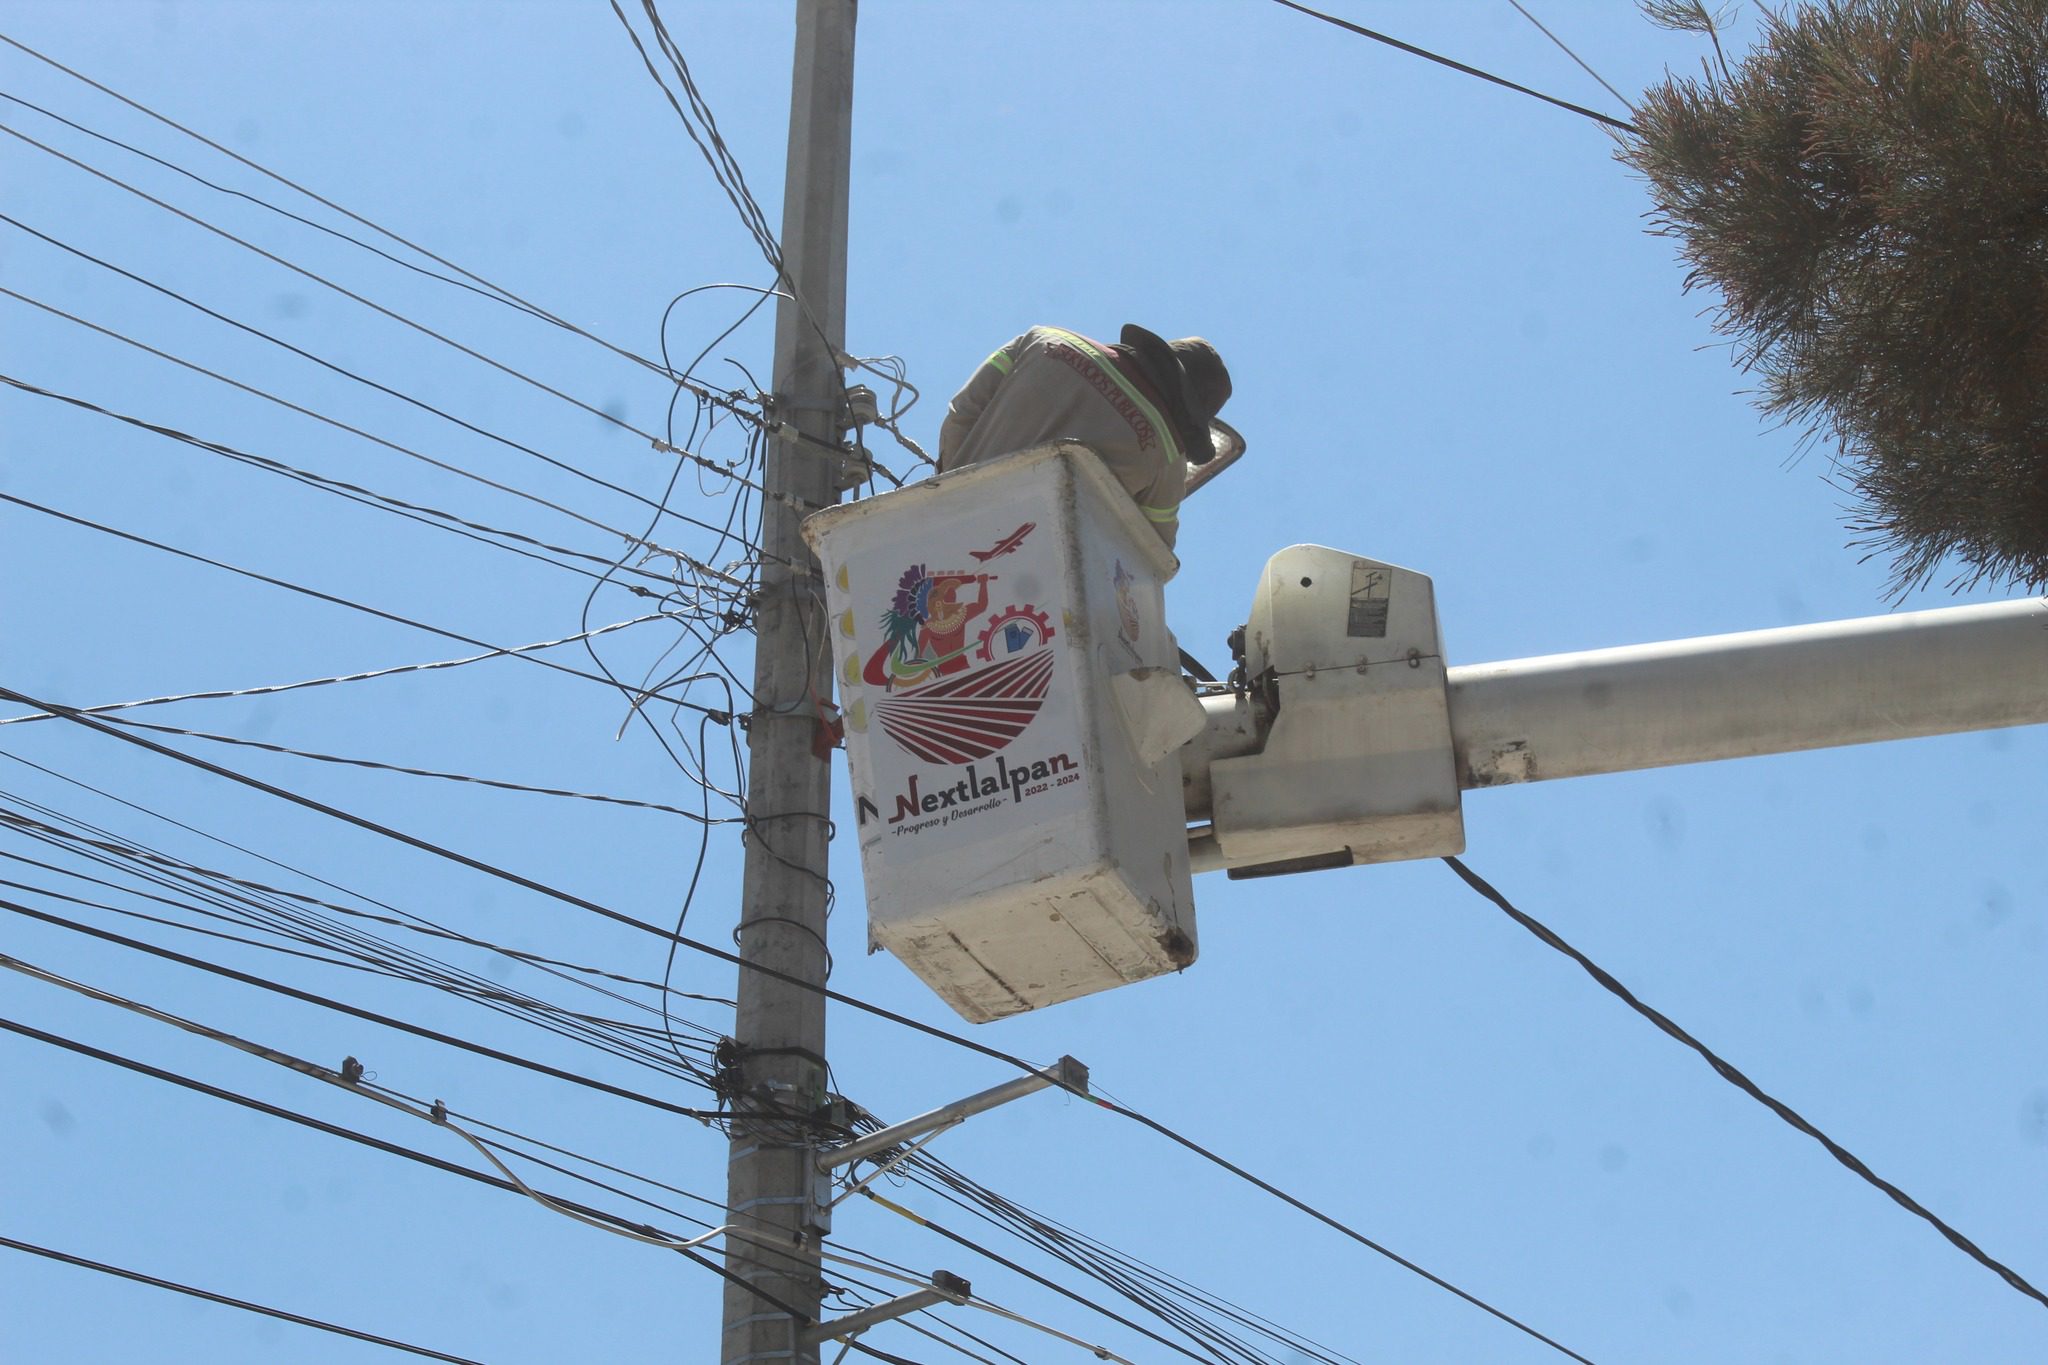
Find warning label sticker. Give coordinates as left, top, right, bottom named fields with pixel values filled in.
left=1347, top=561, right=1390, bottom=638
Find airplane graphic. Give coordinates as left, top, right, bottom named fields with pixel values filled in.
left=970, top=522, right=1036, bottom=562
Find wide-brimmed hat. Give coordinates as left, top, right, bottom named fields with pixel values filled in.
left=1120, top=324, right=1235, bottom=465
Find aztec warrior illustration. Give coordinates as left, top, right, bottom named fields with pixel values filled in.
left=859, top=529, right=1059, bottom=767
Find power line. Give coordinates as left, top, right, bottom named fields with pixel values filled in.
left=423, top=1099, right=732, bottom=1221
left=0, top=219, right=698, bottom=523
left=898, top=1155, right=1359, bottom=1365
left=10, top=757, right=1447, bottom=1358
left=0, top=1236, right=484, bottom=1364
left=853, top=1186, right=1253, bottom=1365
left=448, top=1143, right=1017, bottom=1364
left=0, top=1011, right=665, bottom=1220
left=1442, top=855, right=2048, bottom=1313
left=357, top=1077, right=1118, bottom=1365
left=16, top=695, right=1499, bottom=1358
left=0, top=286, right=761, bottom=567
left=566, top=387, right=767, bottom=971
left=0, top=48, right=821, bottom=456
left=89, top=712, right=728, bottom=820
left=113, top=345, right=767, bottom=740
left=1, top=369, right=685, bottom=593
left=0, top=749, right=731, bottom=1012
left=0, top=33, right=694, bottom=387
left=0, top=872, right=725, bottom=1111
left=0, top=337, right=780, bottom=583
left=0, top=813, right=725, bottom=1084
left=0, top=133, right=809, bottom=656
left=0, top=794, right=728, bottom=1081
left=0, top=857, right=403, bottom=976
left=609, top=1, right=778, bottom=267
left=0, top=1016, right=888, bottom=1357
left=1505, top=1, right=1631, bottom=109
left=9, top=992, right=946, bottom=1362
left=0, top=491, right=737, bottom=719
left=0, top=84, right=604, bottom=333
left=10, top=952, right=745, bottom=1286
left=1268, top=0, right=1639, bottom=134
left=0, top=679, right=1592, bottom=1360
left=1075, top=1087, right=1594, bottom=1360
left=0, top=116, right=680, bottom=445
left=660, top=280, right=783, bottom=394
left=611, top=0, right=872, bottom=444
left=0, top=899, right=724, bottom=1119
left=0, top=355, right=718, bottom=580
left=353, top=1077, right=1159, bottom=1363
left=15, top=871, right=964, bottom=1354
left=0, top=614, right=666, bottom=729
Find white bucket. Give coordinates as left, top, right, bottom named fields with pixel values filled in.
left=803, top=444, right=1200, bottom=1021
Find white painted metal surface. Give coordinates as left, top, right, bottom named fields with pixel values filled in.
left=1446, top=597, right=2048, bottom=787
left=803, top=444, right=1197, bottom=1022
left=1180, top=583, right=2048, bottom=875
left=1206, top=546, right=1466, bottom=872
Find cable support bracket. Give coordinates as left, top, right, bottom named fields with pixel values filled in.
left=800, top=1270, right=972, bottom=1347
left=766, top=395, right=843, bottom=416
left=826, top=1119, right=958, bottom=1210
left=816, top=1056, right=1088, bottom=1177
left=760, top=394, right=871, bottom=490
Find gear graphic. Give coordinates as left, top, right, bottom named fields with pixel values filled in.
left=975, top=605, right=1055, bottom=662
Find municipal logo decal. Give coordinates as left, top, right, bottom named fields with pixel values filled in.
left=860, top=527, right=1056, bottom=766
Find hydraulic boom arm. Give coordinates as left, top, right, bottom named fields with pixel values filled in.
left=1181, top=546, right=2048, bottom=877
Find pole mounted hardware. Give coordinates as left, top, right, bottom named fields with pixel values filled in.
left=817, top=1057, right=1089, bottom=1182
left=845, top=383, right=880, bottom=427
left=801, top=1270, right=972, bottom=1347
left=830, top=383, right=880, bottom=491
left=830, top=441, right=873, bottom=493
left=763, top=391, right=874, bottom=491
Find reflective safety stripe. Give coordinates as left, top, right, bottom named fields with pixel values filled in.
left=1040, top=327, right=1185, bottom=464
left=1141, top=503, right=1178, bottom=524
left=986, top=350, right=1013, bottom=375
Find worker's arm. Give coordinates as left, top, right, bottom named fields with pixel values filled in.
left=936, top=330, right=1034, bottom=469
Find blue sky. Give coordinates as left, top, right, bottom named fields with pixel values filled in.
left=2, top=3, right=2043, bottom=1362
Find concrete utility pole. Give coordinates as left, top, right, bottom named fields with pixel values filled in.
left=721, top=3, right=854, bottom=1361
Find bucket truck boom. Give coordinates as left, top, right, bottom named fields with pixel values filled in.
left=804, top=445, right=2048, bottom=1022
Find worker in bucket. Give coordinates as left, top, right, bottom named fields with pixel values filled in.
left=936, top=324, right=1235, bottom=549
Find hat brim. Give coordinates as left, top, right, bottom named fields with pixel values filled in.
left=1119, top=323, right=1173, bottom=359
left=1119, top=323, right=1213, bottom=463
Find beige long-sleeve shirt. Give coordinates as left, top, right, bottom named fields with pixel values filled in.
left=937, top=326, right=1188, bottom=548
